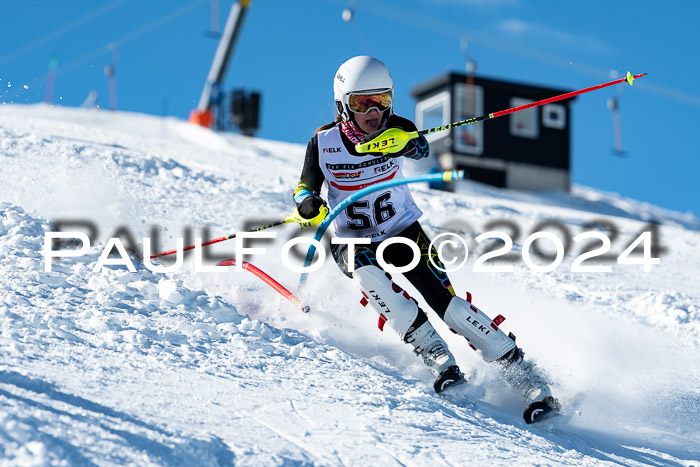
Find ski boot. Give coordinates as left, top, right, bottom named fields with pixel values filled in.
left=443, top=294, right=559, bottom=422
left=498, top=343, right=560, bottom=423
left=498, top=344, right=559, bottom=409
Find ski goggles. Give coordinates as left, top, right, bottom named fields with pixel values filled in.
left=347, top=91, right=393, bottom=114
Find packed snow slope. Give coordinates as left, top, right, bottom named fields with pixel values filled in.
left=1, top=104, right=698, bottom=466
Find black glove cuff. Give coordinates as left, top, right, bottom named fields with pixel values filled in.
left=298, top=195, right=326, bottom=218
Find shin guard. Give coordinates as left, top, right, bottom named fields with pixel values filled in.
left=443, top=295, right=515, bottom=362
left=354, top=266, right=456, bottom=375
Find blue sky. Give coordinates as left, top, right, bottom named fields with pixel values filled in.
left=2, top=0, right=698, bottom=218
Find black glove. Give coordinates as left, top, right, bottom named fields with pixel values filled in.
left=297, top=194, right=327, bottom=219
left=396, top=135, right=429, bottom=160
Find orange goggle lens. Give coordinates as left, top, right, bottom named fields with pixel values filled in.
left=347, top=91, right=393, bottom=114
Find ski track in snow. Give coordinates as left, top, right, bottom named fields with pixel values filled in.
left=0, top=104, right=699, bottom=466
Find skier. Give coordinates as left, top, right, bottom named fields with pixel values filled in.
left=292, top=56, right=559, bottom=421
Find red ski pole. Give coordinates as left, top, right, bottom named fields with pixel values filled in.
left=356, top=71, right=647, bottom=155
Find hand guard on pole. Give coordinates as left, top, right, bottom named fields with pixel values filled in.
left=358, top=127, right=419, bottom=156
left=359, top=129, right=429, bottom=160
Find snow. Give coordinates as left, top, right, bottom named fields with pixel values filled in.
left=0, top=103, right=698, bottom=465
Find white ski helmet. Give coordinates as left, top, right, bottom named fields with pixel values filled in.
left=333, top=56, right=393, bottom=122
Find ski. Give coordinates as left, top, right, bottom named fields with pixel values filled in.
left=523, top=400, right=559, bottom=425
